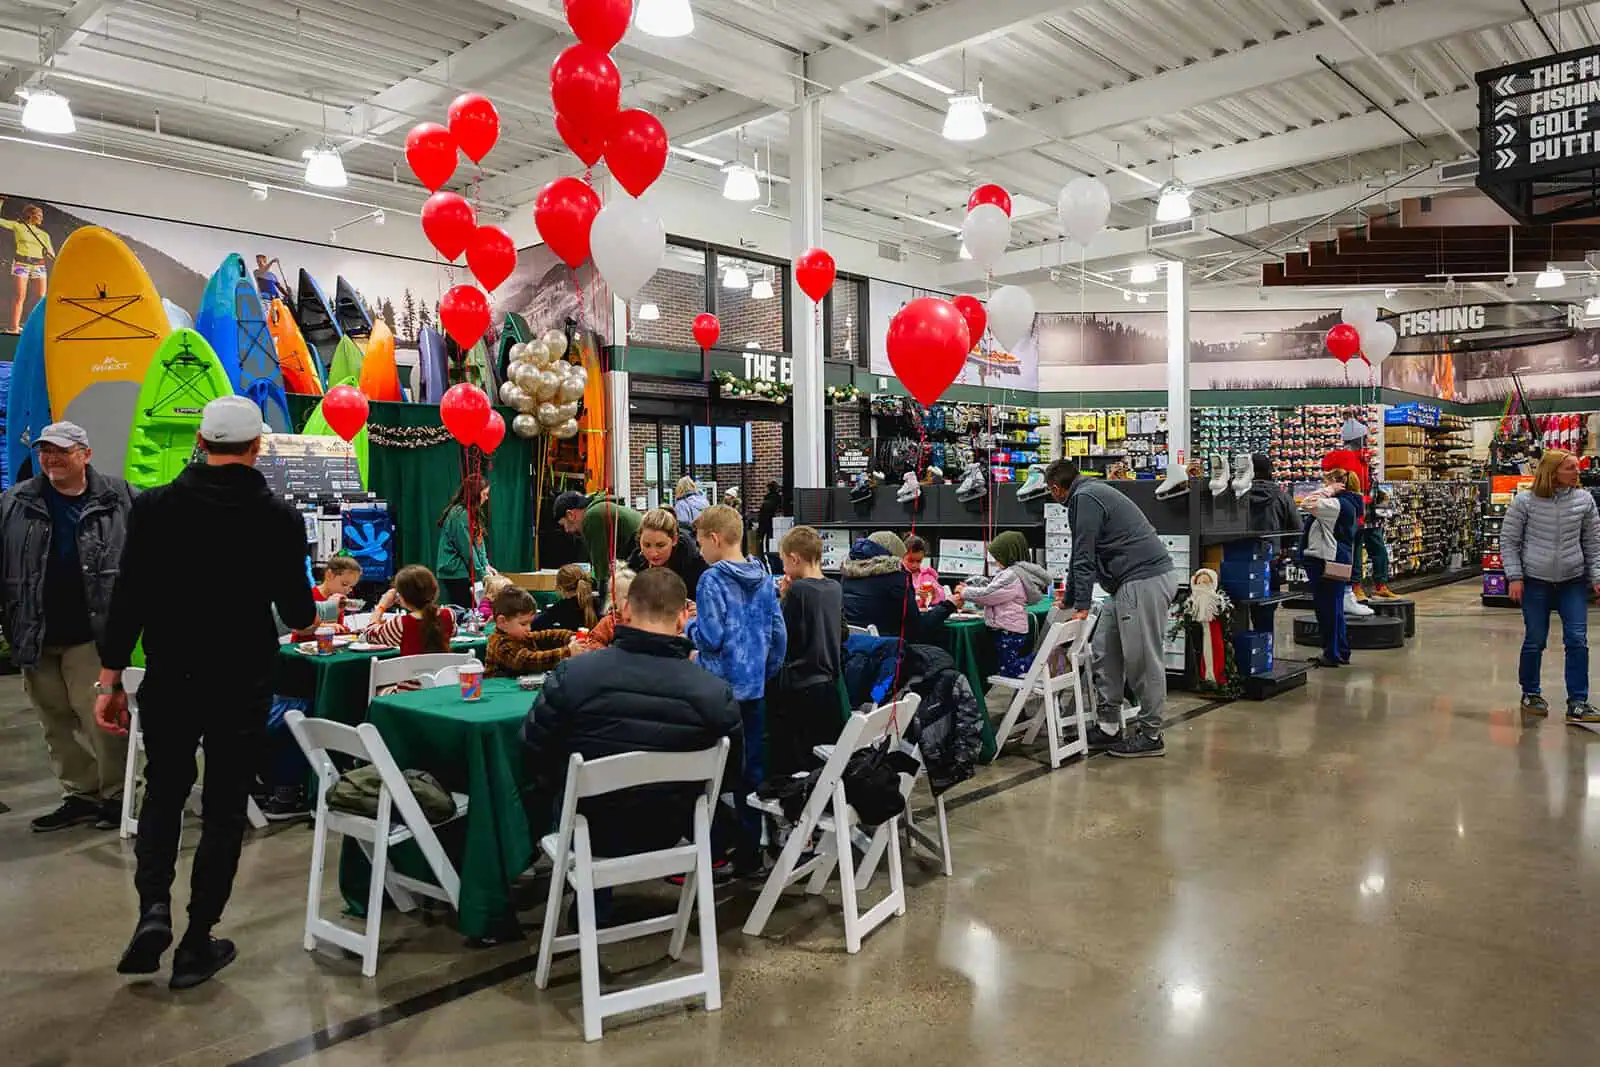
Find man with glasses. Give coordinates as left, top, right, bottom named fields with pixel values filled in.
left=0, top=422, right=137, bottom=830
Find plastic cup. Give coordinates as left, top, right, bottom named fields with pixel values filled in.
left=315, top=626, right=335, bottom=655
left=459, top=661, right=484, bottom=702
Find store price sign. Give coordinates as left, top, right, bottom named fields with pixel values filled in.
left=257, top=434, right=364, bottom=499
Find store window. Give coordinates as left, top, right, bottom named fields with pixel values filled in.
left=715, top=254, right=785, bottom=353
left=828, top=275, right=865, bottom=367
left=628, top=243, right=706, bottom=347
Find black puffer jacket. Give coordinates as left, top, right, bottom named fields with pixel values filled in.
left=841, top=551, right=954, bottom=639
left=0, top=466, right=137, bottom=667
left=523, top=626, right=742, bottom=856
left=626, top=530, right=709, bottom=598
left=899, top=644, right=982, bottom=795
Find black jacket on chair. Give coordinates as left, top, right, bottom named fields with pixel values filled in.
left=522, top=626, right=742, bottom=856
left=841, top=551, right=954, bottom=639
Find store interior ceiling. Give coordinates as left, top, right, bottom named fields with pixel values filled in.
left=0, top=0, right=1593, bottom=298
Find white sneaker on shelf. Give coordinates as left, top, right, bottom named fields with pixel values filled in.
left=1209, top=454, right=1230, bottom=497
left=1017, top=465, right=1048, bottom=502
left=896, top=471, right=921, bottom=503
left=1231, top=453, right=1254, bottom=496
left=1344, top=587, right=1375, bottom=617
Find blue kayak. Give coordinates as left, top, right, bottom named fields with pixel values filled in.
left=7, top=301, right=51, bottom=486
left=231, top=269, right=292, bottom=432
left=195, top=255, right=246, bottom=389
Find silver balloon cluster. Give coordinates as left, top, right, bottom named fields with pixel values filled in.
left=500, top=328, right=583, bottom=440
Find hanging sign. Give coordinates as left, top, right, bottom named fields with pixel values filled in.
left=1478, top=44, right=1600, bottom=221
left=742, top=351, right=794, bottom=384
left=833, top=436, right=872, bottom=481
left=1381, top=301, right=1581, bottom=356
left=257, top=434, right=365, bottom=498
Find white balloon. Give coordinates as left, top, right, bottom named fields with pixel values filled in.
left=1058, top=176, right=1111, bottom=247
left=1342, top=299, right=1379, bottom=329
left=960, top=203, right=1011, bottom=271
left=590, top=198, right=666, bottom=300
left=987, top=285, right=1036, bottom=350
left=553, top=418, right=580, bottom=440
left=1358, top=320, right=1397, bottom=365
left=512, top=413, right=541, bottom=438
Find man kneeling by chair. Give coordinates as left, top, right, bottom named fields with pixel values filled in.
left=522, top=567, right=744, bottom=876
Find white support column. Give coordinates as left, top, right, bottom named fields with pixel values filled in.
left=607, top=370, right=630, bottom=503
left=790, top=88, right=825, bottom=487
left=1165, top=260, right=1190, bottom=472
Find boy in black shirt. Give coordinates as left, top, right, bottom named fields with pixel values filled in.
left=769, top=525, right=845, bottom=776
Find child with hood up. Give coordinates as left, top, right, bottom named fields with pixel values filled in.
left=957, top=531, right=1053, bottom=677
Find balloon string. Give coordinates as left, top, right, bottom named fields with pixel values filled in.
left=889, top=414, right=928, bottom=702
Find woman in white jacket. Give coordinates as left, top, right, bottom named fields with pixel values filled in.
left=1501, top=449, right=1600, bottom=723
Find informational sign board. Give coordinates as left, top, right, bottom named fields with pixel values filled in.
left=833, top=436, right=873, bottom=483
left=1379, top=301, right=1580, bottom=356
left=257, top=434, right=364, bottom=499
left=1478, top=44, right=1600, bottom=221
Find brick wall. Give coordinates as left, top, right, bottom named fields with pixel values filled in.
left=627, top=249, right=786, bottom=354
left=625, top=419, right=786, bottom=528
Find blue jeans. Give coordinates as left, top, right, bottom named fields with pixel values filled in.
left=1306, top=559, right=1350, bottom=663
left=1519, top=578, right=1590, bottom=702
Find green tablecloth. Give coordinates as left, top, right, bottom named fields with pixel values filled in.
left=338, top=676, right=534, bottom=939
left=940, top=599, right=1055, bottom=761
left=276, top=635, right=489, bottom=724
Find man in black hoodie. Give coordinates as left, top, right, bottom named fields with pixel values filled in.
left=94, top=396, right=316, bottom=990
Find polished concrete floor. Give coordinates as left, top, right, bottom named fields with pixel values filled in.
left=3, top=581, right=1598, bottom=1066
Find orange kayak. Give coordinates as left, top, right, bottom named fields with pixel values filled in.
left=266, top=299, right=324, bottom=395
left=358, top=319, right=402, bottom=402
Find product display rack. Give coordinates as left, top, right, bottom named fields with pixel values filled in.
left=1480, top=488, right=1513, bottom=607
left=1377, top=480, right=1480, bottom=581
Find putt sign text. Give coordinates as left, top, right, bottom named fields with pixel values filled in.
left=1478, top=45, right=1600, bottom=221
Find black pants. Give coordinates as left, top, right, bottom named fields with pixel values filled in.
left=134, top=671, right=269, bottom=930
left=766, top=679, right=842, bottom=779
left=441, top=578, right=473, bottom=610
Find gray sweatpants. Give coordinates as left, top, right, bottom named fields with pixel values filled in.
left=1093, top=570, right=1180, bottom=734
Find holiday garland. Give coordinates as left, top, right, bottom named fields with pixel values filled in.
left=826, top=383, right=863, bottom=403
left=367, top=423, right=458, bottom=449
left=713, top=370, right=790, bottom=403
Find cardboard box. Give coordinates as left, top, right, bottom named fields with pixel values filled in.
left=1384, top=426, right=1426, bottom=447
left=1385, top=467, right=1420, bottom=481
left=1233, top=631, right=1274, bottom=675
left=504, top=570, right=563, bottom=592
left=1385, top=446, right=1428, bottom=466
left=1045, top=515, right=1070, bottom=536
left=1044, top=502, right=1067, bottom=518
left=1222, top=539, right=1273, bottom=564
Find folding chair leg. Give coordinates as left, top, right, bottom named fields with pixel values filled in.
left=886, top=815, right=907, bottom=918
left=119, top=723, right=142, bottom=839
left=534, top=860, right=568, bottom=989
left=743, top=810, right=813, bottom=937
left=668, top=869, right=696, bottom=961
left=806, top=831, right=840, bottom=895
left=360, top=819, right=391, bottom=978
left=991, top=688, right=1032, bottom=758
left=246, top=795, right=268, bottom=830
left=693, top=803, right=721, bottom=1013
left=936, top=796, right=953, bottom=878
left=303, top=807, right=329, bottom=953
left=572, top=841, right=605, bottom=1042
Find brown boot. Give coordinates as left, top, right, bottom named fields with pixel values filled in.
left=1351, top=583, right=1369, bottom=601
left=1374, top=583, right=1399, bottom=598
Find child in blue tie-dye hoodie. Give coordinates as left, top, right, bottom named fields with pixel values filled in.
left=687, top=505, right=786, bottom=873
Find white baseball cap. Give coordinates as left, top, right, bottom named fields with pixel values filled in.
left=199, top=396, right=264, bottom=444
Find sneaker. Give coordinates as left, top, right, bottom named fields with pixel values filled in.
left=1230, top=453, right=1253, bottom=496
left=1351, top=583, right=1369, bottom=601
left=31, top=795, right=104, bottom=833
left=956, top=462, right=987, bottom=502
left=1521, top=693, right=1550, bottom=716
left=169, top=935, right=237, bottom=990
left=1016, top=465, right=1048, bottom=502
left=1309, top=655, right=1344, bottom=668
left=1107, top=727, right=1165, bottom=759
left=1344, top=588, right=1375, bottom=617
left=896, top=471, right=921, bottom=503
left=261, top=786, right=311, bottom=822
left=1566, top=701, right=1600, bottom=725
left=95, top=797, right=123, bottom=830
left=668, top=859, right=734, bottom=887
left=1373, top=584, right=1399, bottom=598
left=117, top=904, right=174, bottom=975
left=922, top=465, right=944, bottom=485
left=1084, top=722, right=1119, bottom=751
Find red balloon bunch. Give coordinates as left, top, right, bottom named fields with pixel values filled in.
left=887, top=298, right=971, bottom=408
left=440, top=383, right=491, bottom=447
left=404, top=96, right=511, bottom=292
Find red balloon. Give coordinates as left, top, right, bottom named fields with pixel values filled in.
left=439, top=284, right=490, bottom=350
left=794, top=247, right=836, bottom=303
left=556, top=112, right=605, bottom=167
left=477, top=410, right=507, bottom=455
left=1325, top=322, right=1361, bottom=363
left=447, top=93, right=500, bottom=163
left=886, top=298, right=971, bottom=407
left=605, top=109, right=668, bottom=197
left=466, top=225, right=517, bottom=292
left=440, top=383, right=491, bottom=447
left=421, top=191, right=477, bottom=261
left=533, top=176, right=601, bottom=268
left=693, top=312, right=720, bottom=352
left=405, top=122, right=457, bottom=191
left=564, top=0, right=631, bottom=51
left=968, top=183, right=1012, bottom=217
left=550, top=43, right=621, bottom=138
left=951, top=294, right=987, bottom=348
left=321, top=384, right=369, bottom=443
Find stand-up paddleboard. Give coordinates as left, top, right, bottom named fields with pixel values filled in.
left=304, top=375, right=368, bottom=487
left=328, top=334, right=364, bottom=388
left=162, top=298, right=193, bottom=331
left=124, top=328, right=234, bottom=490
left=0, top=361, right=11, bottom=492
left=357, top=319, right=401, bottom=401
left=334, top=276, right=372, bottom=340
left=416, top=325, right=447, bottom=404
left=227, top=261, right=292, bottom=433
left=465, top=338, right=497, bottom=394
left=195, top=259, right=244, bottom=389
left=266, top=299, right=323, bottom=395
left=496, top=312, right=531, bottom=385
left=294, top=269, right=340, bottom=379
left=45, top=226, right=167, bottom=479
left=8, top=301, right=50, bottom=486
left=578, top=344, right=607, bottom=494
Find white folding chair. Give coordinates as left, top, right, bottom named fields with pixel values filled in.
left=367, top=652, right=479, bottom=704
left=119, top=667, right=268, bottom=838
left=846, top=624, right=880, bottom=638
left=534, top=740, right=730, bottom=1042
left=743, top=694, right=920, bottom=954
left=284, top=709, right=467, bottom=978
left=987, top=612, right=1100, bottom=768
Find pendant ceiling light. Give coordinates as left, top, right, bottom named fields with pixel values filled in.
left=943, top=53, right=985, bottom=142
left=1535, top=264, right=1566, bottom=289
left=721, top=163, right=760, bottom=202
left=722, top=265, right=750, bottom=290
left=1155, top=181, right=1191, bottom=222
left=1584, top=296, right=1600, bottom=317
left=638, top=302, right=661, bottom=321
left=635, top=0, right=694, bottom=37
left=751, top=273, right=774, bottom=300
left=20, top=88, right=75, bottom=135
left=302, top=144, right=348, bottom=188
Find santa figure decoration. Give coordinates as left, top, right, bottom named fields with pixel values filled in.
left=1183, top=568, right=1232, bottom=688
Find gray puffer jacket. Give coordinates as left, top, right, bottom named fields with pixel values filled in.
left=0, top=466, right=137, bottom=667
left=1501, top=486, right=1600, bottom=585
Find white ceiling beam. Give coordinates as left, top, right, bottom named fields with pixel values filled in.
left=0, top=0, right=116, bottom=101
left=803, top=0, right=1098, bottom=90
left=824, top=0, right=1558, bottom=194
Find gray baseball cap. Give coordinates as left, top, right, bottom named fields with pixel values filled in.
left=36, top=422, right=89, bottom=449
left=200, top=396, right=264, bottom=443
